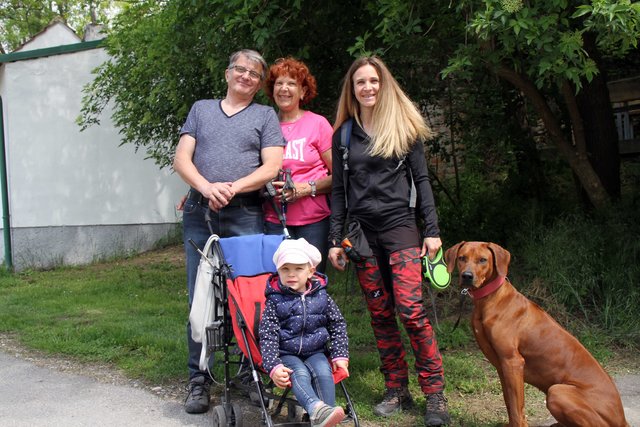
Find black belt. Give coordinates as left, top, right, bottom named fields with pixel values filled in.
left=187, top=189, right=262, bottom=208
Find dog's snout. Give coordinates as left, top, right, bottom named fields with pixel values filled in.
left=461, top=270, right=474, bottom=285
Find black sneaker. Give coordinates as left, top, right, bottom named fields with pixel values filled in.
left=184, top=376, right=211, bottom=414
left=425, top=392, right=450, bottom=426
left=373, top=386, right=414, bottom=417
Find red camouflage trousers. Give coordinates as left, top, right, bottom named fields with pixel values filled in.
left=355, top=247, right=445, bottom=394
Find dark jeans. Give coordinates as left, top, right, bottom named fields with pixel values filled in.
left=183, top=198, right=263, bottom=380
left=264, top=216, right=330, bottom=273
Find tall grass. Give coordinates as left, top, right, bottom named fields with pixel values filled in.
left=513, top=207, right=640, bottom=345
left=436, top=154, right=640, bottom=347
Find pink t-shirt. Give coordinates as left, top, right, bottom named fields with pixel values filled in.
left=264, top=111, right=333, bottom=226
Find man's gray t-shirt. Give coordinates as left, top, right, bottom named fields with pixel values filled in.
left=180, top=99, right=286, bottom=183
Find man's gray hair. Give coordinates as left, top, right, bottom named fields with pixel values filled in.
left=228, top=49, right=268, bottom=80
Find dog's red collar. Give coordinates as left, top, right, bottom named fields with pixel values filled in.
left=468, top=276, right=506, bottom=299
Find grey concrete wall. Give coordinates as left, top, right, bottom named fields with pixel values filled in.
left=5, top=223, right=182, bottom=271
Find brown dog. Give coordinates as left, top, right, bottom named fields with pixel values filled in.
left=445, top=241, right=628, bottom=427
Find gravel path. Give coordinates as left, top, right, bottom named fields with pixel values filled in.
left=2, top=334, right=638, bottom=426
left=0, top=334, right=262, bottom=427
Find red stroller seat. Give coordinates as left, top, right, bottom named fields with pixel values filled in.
left=221, top=234, right=282, bottom=375
left=227, top=273, right=271, bottom=372
left=198, top=233, right=359, bottom=427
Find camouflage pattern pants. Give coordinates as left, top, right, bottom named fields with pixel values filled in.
left=355, top=247, right=445, bottom=394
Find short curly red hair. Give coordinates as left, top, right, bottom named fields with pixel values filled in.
left=264, top=57, right=318, bottom=105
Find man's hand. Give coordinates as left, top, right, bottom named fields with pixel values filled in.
left=200, top=182, right=235, bottom=212
left=270, top=180, right=285, bottom=203
left=176, top=194, right=187, bottom=211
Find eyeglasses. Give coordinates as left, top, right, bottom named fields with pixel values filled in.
left=228, top=65, right=262, bottom=80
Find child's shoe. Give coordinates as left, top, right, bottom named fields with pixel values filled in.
left=310, top=403, right=345, bottom=427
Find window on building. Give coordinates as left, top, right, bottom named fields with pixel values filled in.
left=613, top=100, right=640, bottom=142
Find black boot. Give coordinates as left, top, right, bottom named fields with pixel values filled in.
left=184, top=376, right=211, bottom=414
left=425, top=391, right=450, bottom=426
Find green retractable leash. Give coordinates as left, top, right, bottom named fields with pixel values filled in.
left=422, top=247, right=451, bottom=329
left=422, top=247, right=451, bottom=291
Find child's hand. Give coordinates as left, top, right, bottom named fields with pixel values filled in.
left=333, top=360, right=349, bottom=378
left=271, top=366, right=293, bottom=389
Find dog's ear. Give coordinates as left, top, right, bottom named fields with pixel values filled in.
left=488, top=243, right=511, bottom=277
left=445, top=241, right=465, bottom=272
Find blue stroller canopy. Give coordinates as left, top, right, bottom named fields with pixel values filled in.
left=219, top=234, right=286, bottom=278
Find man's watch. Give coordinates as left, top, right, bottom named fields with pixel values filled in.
left=308, top=180, right=317, bottom=197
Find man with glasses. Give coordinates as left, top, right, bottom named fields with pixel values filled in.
left=174, top=49, right=286, bottom=414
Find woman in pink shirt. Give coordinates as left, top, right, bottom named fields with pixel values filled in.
left=263, top=57, right=333, bottom=272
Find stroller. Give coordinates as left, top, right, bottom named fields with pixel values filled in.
left=189, top=230, right=360, bottom=427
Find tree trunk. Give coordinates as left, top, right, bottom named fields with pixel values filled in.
left=496, top=66, right=611, bottom=210
left=575, top=32, right=621, bottom=200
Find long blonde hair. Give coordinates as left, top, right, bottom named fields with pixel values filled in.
left=334, top=56, right=432, bottom=159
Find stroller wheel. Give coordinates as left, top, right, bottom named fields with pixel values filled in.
left=231, top=403, right=244, bottom=427
left=212, top=405, right=227, bottom=427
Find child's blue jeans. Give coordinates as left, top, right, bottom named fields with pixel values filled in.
left=281, top=352, right=335, bottom=414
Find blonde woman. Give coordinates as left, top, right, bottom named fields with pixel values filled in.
left=327, top=56, right=449, bottom=426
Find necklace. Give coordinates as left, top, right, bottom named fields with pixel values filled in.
left=281, top=111, right=304, bottom=136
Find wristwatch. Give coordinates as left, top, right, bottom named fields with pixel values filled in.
left=308, top=180, right=317, bottom=197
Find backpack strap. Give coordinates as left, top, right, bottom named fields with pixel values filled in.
left=407, top=162, right=417, bottom=208
left=395, top=156, right=417, bottom=208
left=339, top=118, right=353, bottom=209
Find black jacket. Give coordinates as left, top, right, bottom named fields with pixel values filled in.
left=328, top=120, right=440, bottom=245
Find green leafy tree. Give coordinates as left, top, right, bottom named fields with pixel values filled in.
left=441, top=0, right=640, bottom=209
left=79, top=0, right=537, bottom=231
left=0, top=0, right=122, bottom=52
left=78, top=0, right=370, bottom=167
left=78, top=0, right=639, bottom=212
left=346, top=2, right=542, bottom=205
left=356, top=0, right=640, bottom=210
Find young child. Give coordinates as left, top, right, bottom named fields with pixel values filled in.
left=259, top=238, right=349, bottom=427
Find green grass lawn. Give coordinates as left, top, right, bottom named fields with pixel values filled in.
left=0, top=245, right=632, bottom=426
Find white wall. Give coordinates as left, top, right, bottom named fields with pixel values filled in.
left=0, top=25, right=187, bottom=270
left=3, top=48, right=184, bottom=228
left=16, top=21, right=80, bottom=51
